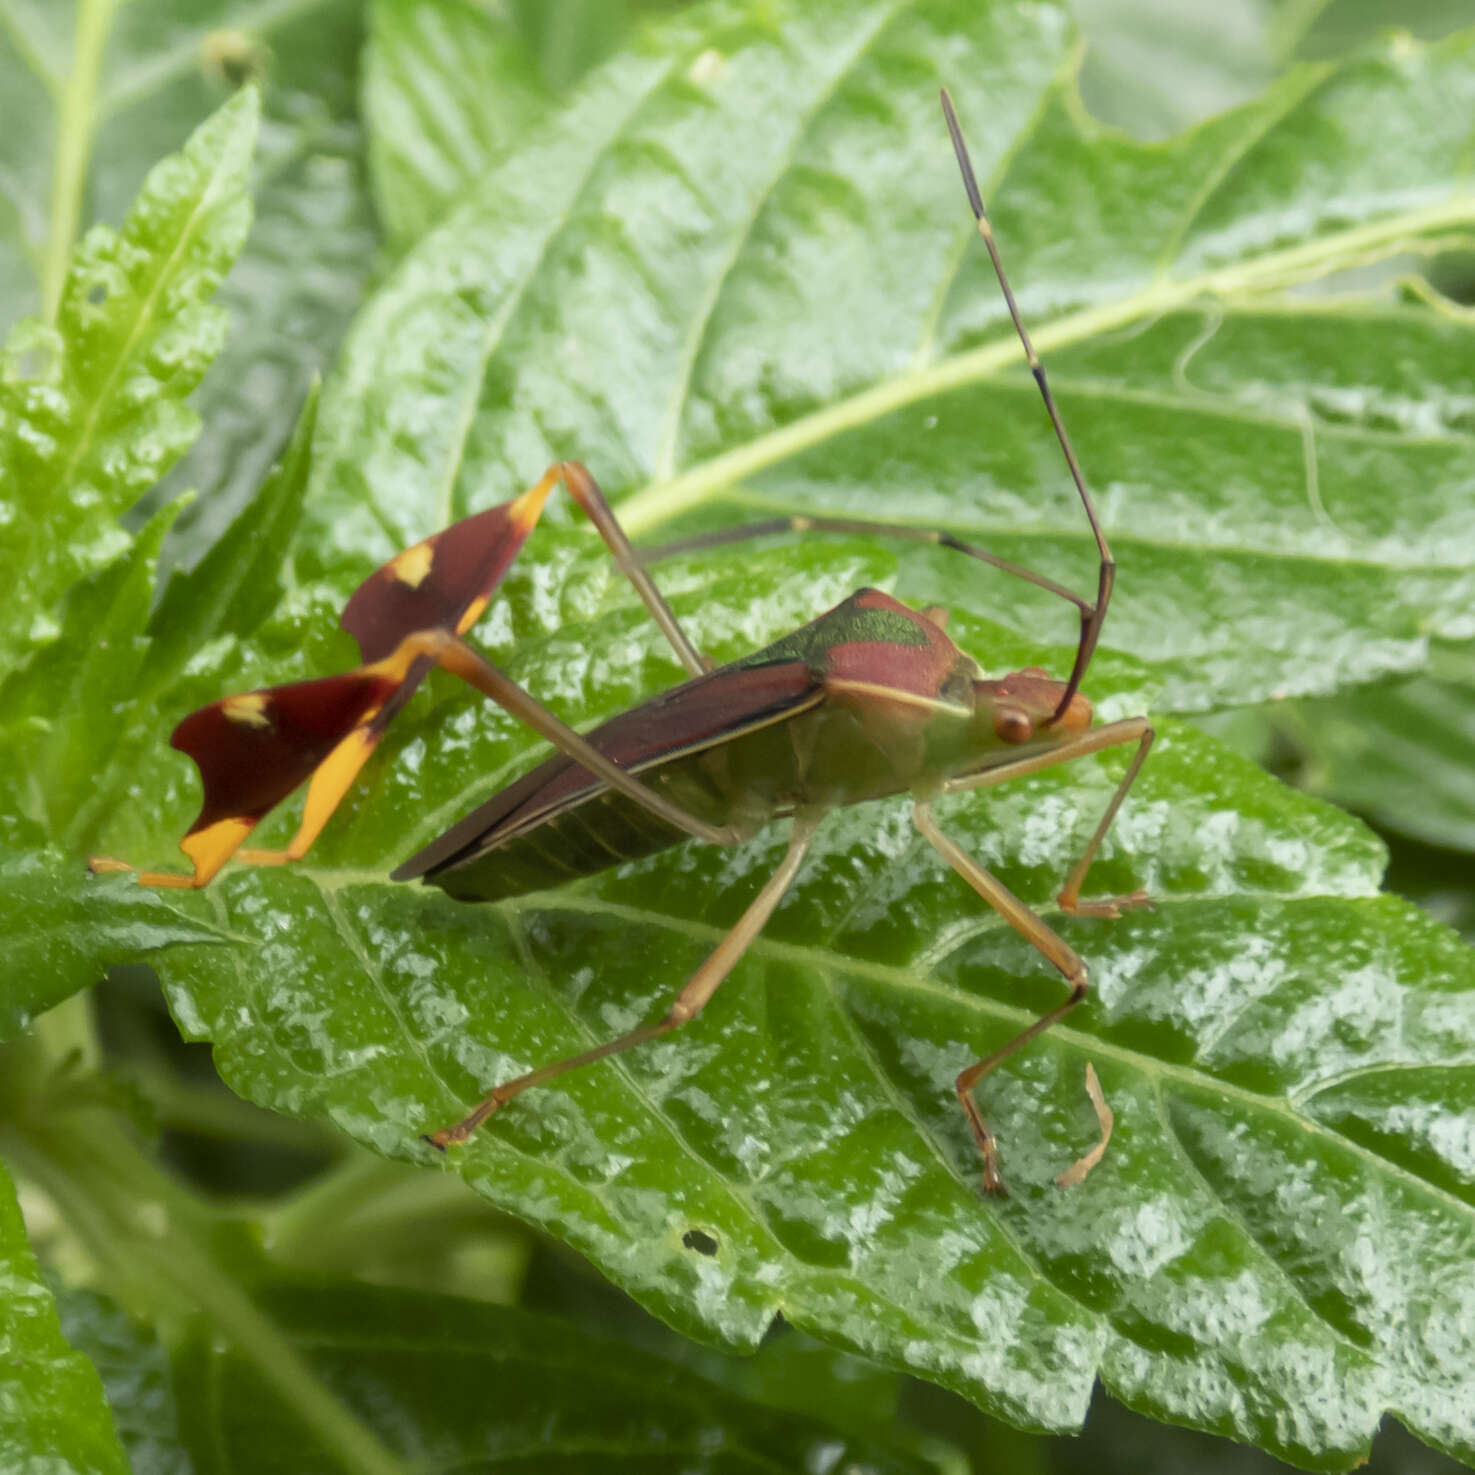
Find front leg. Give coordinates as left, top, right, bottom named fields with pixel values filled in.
left=914, top=801, right=1104, bottom=1196
left=942, top=716, right=1155, bottom=918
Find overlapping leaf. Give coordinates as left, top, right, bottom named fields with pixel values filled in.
left=53, top=1286, right=192, bottom=1475
left=0, top=1161, right=128, bottom=1475
left=167, top=1278, right=938, bottom=1473
left=1270, top=641, right=1475, bottom=856
left=0, top=84, right=257, bottom=671
left=16, top=1, right=1475, bottom=1468
left=0, top=0, right=375, bottom=564
left=308, top=0, right=1475, bottom=716
left=0, top=850, right=227, bottom=1046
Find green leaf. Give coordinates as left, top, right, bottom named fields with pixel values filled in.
left=53, top=1285, right=192, bottom=1475
left=0, top=2, right=376, bottom=567
left=0, top=391, right=315, bottom=1034
left=136, top=667, right=1475, bottom=1466
left=78, top=4, right=1475, bottom=1467
left=1271, top=642, right=1475, bottom=855
left=148, top=379, right=320, bottom=683
left=0, top=500, right=180, bottom=851
left=170, top=1277, right=940, bottom=1474
left=311, top=1, right=1475, bottom=714
left=135, top=2, right=378, bottom=566
left=0, top=83, right=258, bottom=672
left=364, top=0, right=550, bottom=250
left=0, top=850, right=228, bottom=1046
left=0, top=1159, right=129, bottom=1475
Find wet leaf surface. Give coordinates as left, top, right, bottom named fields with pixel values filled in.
left=6, top=2, right=1475, bottom=1466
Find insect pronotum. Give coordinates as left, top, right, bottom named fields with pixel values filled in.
left=94, top=91, right=1154, bottom=1194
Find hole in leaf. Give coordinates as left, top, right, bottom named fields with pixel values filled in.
left=681, top=1227, right=719, bottom=1257
left=7, top=336, right=56, bottom=382
left=87, top=283, right=107, bottom=306
left=14, top=348, right=46, bottom=379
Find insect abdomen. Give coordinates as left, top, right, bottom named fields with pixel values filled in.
left=426, top=753, right=740, bottom=903
left=429, top=790, right=684, bottom=901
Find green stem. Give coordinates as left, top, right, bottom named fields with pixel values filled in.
left=127, top=1061, right=343, bottom=1155
left=265, top=1150, right=415, bottom=1255
left=6, top=1113, right=409, bottom=1475
left=31, top=992, right=101, bottom=1072
left=265, top=1149, right=514, bottom=1266
left=43, top=0, right=117, bottom=322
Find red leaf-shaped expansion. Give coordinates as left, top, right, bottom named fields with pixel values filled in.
left=173, top=669, right=400, bottom=837
left=341, top=481, right=554, bottom=663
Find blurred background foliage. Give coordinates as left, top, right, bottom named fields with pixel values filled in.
left=5, top=1, right=1475, bottom=1472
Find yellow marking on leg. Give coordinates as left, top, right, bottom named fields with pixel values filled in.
left=292, top=727, right=380, bottom=859
left=238, top=726, right=382, bottom=866
left=223, top=693, right=272, bottom=729
left=389, top=542, right=434, bottom=589
left=454, top=593, right=490, bottom=637
left=509, top=465, right=562, bottom=532
left=169, top=816, right=257, bottom=887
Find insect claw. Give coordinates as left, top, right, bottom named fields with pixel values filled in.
left=1054, top=1062, right=1114, bottom=1189
left=425, top=1102, right=499, bottom=1149
left=1058, top=887, right=1152, bottom=920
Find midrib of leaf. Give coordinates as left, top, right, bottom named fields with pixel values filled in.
left=425, top=52, right=688, bottom=531
left=289, top=867, right=1475, bottom=1233
left=505, top=888, right=1475, bottom=1233
left=616, top=192, right=1475, bottom=539
left=290, top=869, right=1455, bottom=1385
left=48, top=98, right=248, bottom=514
left=652, top=0, right=912, bottom=481
left=302, top=866, right=1065, bottom=1316
left=725, top=367, right=1474, bottom=568
left=42, top=0, right=117, bottom=322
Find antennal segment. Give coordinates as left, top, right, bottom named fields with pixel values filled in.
left=939, top=87, right=1113, bottom=725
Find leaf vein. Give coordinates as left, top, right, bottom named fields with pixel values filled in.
left=427, top=54, right=688, bottom=529
left=318, top=886, right=465, bottom=1115
left=653, top=0, right=914, bottom=480
left=1150, top=1077, right=1391, bottom=1367
left=616, top=192, right=1475, bottom=538
left=505, top=906, right=797, bottom=1265
left=0, top=0, right=58, bottom=94
left=1152, top=64, right=1331, bottom=277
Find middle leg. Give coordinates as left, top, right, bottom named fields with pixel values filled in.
left=427, top=813, right=821, bottom=1147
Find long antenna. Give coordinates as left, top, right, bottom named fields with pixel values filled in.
left=939, top=88, right=1113, bottom=725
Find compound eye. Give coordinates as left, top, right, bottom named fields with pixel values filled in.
left=993, top=706, right=1033, bottom=744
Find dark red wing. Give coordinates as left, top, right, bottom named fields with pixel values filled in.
left=393, top=658, right=820, bottom=881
